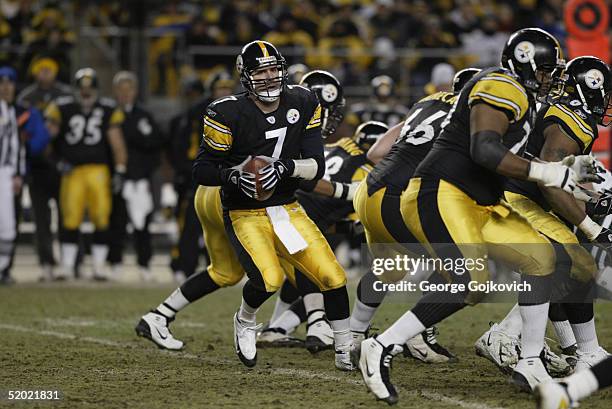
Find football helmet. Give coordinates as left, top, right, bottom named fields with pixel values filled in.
left=300, top=69, right=345, bottom=138
left=501, top=28, right=565, bottom=101
left=75, top=67, right=98, bottom=89
left=562, top=56, right=612, bottom=126
left=452, top=68, right=480, bottom=94
left=353, top=121, right=388, bottom=151
left=371, top=75, right=394, bottom=99
left=236, top=40, right=287, bottom=103
left=287, top=63, right=309, bottom=84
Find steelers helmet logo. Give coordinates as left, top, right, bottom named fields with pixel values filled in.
left=236, top=55, right=244, bottom=74
left=585, top=69, right=604, bottom=90
left=286, top=108, right=300, bottom=124
left=514, top=41, right=535, bottom=64
left=321, top=84, right=338, bottom=103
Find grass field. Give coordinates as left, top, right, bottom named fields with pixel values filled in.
left=1, top=282, right=611, bottom=409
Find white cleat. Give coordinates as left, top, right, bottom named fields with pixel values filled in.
left=542, top=341, right=572, bottom=377
left=511, top=356, right=552, bottom=392
left=233, top=312, right=261, bottom=367
left=574, top=346, right=610, bottom=372
left=535, top=381, right=574, bottom=409
left=257, top=327, right=303, bottom=348
left=335, top=341, right=357, bottom=371
left=475, top=323, right=520, bottom=373
left=404, top=327, right=457, bottom=364
left=358, top=338, right=403, bottom=405
left=135, top=311, right=184, bottom=350
left=306, top=319, right=334, bottom=353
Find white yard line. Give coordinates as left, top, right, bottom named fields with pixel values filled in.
left=2, top=323, right=504, bottom=409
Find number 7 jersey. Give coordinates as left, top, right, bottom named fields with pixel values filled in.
left=45, top=96, right=125, bottom=166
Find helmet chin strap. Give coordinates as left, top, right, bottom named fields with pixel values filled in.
left=575, top=83, right=592, bottom=114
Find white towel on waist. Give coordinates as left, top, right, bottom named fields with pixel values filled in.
left=265, top=206, right=308, bottom=254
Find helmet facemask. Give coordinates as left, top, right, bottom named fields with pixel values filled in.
left=239, top=56, right=287, bottom=103
left=321, top=98, right=345, bottom=139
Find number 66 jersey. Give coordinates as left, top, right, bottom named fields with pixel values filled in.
left=195, top=85, right=322, bottom=210
left=366, top=91, right=456, bottom=196
left=45, top=96, right=125, bottom=166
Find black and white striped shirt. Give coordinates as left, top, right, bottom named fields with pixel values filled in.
left=0, top=100, right=24, bottom=175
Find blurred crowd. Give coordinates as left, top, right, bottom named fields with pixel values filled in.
left=1, top=0, right=572, bottom=100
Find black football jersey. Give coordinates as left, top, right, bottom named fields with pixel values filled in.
left=367, top=91, right=456, bottom=195
left=198, top=85, right=322, bottom=210
left=297, top=137, right=371, bottom=230
left=348, top=101, right=409, bottom=126
left=45, top=96, right=124, bottom=166
left=506, top=101, right=598, bottom=210
left=415, top=67, right=535, bottom=205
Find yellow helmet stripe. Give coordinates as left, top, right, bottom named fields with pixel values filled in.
left=256, top=41, right=269, bottom=58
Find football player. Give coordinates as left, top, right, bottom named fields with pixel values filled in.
left=358, top=28, right=588, bottom=404
left=349, top=67, right=479, bottom=364
left=45, top=68, right=127, bottom=280
left=136, top=68, right=358, bottom=362
left=536, top=356, right=612, bottom=408
left=107, top=71, right=164, bottom=281
left=475, top=56, right=612, bottom=377
left=192, top=40, right=356, bottom=370
left=346, top=75, right=409, bottom=127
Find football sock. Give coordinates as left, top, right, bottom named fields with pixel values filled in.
left=377, top=310, right=425, bottom=347
left=238, top=297, right=258, bottom=324
left=180, top=269, right=220, bottom=302
left=271, top=279, right=300, bottom=323
left=552, top=320, right=576, bottom=349
left=357, top=270, right=387, bottom=307
left=350, top=299, right=378, bottom=333
left=91, top=244, right=108, bottom=275
left=303, top=293, right=325, bottom=324
left=566, top=365, right=601, bottom=402
left=591, top=356, right=612, bottom=389
left=60, top=242, right=78, bottom=271
left=519, top=302, right=550, bottom=358
left=498, top=304, right=522, bottom=338
left=156, top=288, right=190, bottom=319
left=322, top=286, right=350, bottom=321
left=329, top=317, right=351, bottom=350
left=571, top=318, right=599, bottom=353
left=271, top=309, right=301, bottom=334
left=270, top=297, right=293, bottom=324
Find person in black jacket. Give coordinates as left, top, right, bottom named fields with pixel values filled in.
left=107, top=71, right=164, bottom=281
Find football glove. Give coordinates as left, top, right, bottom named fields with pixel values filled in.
left=594, top=228, right=612, bottom=250
left=561, top=155, right=603, bottom=183
left=222, top=156, right=257, bottom=199
left=586, top=189, right=612, bottom=217
left=528, top=161, right=578, bottom=194
left=259, top=159, right=295, bottom=191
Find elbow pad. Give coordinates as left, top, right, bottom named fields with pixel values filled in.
left=470, top=130, right=507, bottom=171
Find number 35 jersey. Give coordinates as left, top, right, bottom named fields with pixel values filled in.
left=366, top=91, right=456, bottom=195
left=45, top=96, right=125, bottom=166
left=198, top=85, right=322, bottom=210
left=415, top=67, right=535, bottom=206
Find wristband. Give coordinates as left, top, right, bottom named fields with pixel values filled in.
left=578, top=215, right=603, bottom=241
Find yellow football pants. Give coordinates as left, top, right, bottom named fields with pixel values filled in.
left=60, top=164, right=111, bottom=230
left=225, top=201, right=346, bottom=293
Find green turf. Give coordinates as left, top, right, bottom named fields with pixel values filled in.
left=1, top=284, right=610, bottom=408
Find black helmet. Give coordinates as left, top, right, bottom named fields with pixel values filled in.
left=206, top=70, right=235, bottom=93
left=452, top=68, right=480, bottom=94
left=300, top=70, right=345, bottom=138
left=563, top=56, right=612, bottom=126
left=501, top=28, right=565, bottom=100
left=353, top=121, right=388, bottom=151
left=236, top=40, right=287, bottom=102
left=371, top=75, right=394, bottom=99
left=75, top=67, right=98, bottom=88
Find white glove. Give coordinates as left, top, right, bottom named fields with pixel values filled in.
left=561, top=155, right=603, bottom=183
left=528, top=161, right=577, bottom=194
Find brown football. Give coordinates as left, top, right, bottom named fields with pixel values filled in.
left=243, top=156, right=274, bottom=201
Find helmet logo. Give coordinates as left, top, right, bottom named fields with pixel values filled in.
left=514, top=41, right=535, bottom=63
left=236, top=55, right=244, bottom=73
left=585, top=69, right=604, bottom=90
left=286, top=108, right=300, bottom=124
left=321, top=84, right=338, bottom=103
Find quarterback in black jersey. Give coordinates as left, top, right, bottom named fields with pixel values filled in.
left=45, top=68, right=127, bottom=280
left=358, top=29, right=596, bottom=404
left=350, top=68, right=479, bottom=365
left=476, top=57, right=612, bottom=376
left=192, top=41, right=355, bottom=371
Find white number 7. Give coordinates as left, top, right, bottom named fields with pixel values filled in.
left=265, top=127, right=287, bottom=159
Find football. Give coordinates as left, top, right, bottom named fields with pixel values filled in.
left=243, top=156, right=274, bottom=201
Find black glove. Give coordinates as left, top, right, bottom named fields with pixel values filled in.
left=586, top=190, right=612, bottom=217
left=594, top=227, right=612, bottom=250
left=222, top=167, right=257, bottom=199
left=259, top=159, right=294, bottom=191
left=112, top=170, right=126, bottom=195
